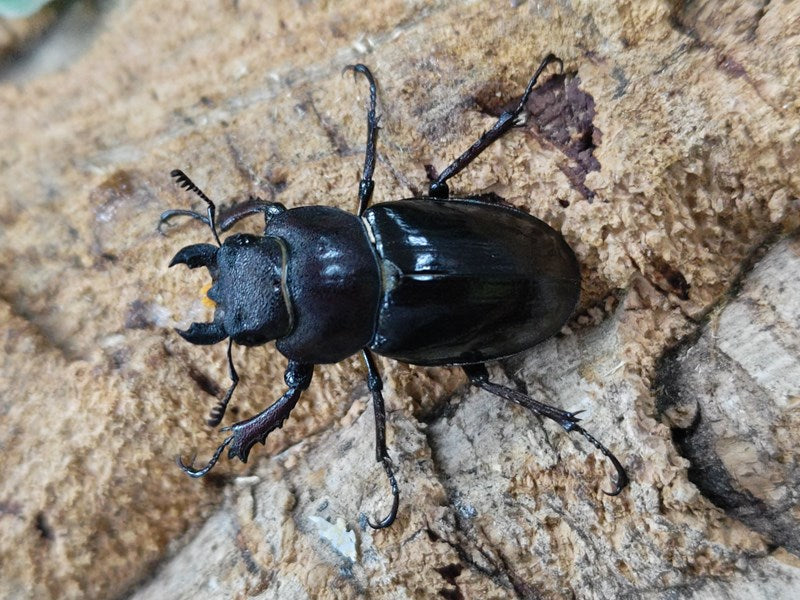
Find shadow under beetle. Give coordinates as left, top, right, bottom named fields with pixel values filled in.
left=160, top=55, right=628, bottom=529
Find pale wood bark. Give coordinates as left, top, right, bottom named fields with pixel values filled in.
left=0, top=1, right=798, bottom=598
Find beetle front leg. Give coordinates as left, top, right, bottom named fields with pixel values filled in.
left=463, top=363, right=629, bottom=495
left=207, top=339, right=239, bottom=427
left=164, top=169, right=223, bottom=245
left=178, top=361, right=314, bottom=477
left=362, top=349, right=400, bottom=529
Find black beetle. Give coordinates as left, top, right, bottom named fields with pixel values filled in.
left=160, top=55, right=628, bottom=528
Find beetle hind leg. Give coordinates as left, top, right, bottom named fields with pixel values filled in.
left=463, top=363, right=629, bottom=495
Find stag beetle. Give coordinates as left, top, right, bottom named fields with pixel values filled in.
left=160, top=55, right=628, bottom=529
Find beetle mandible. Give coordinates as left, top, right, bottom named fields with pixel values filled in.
left=160, top=54, right=628, bottom=529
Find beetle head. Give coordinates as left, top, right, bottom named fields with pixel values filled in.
left=170, top=233, right=292, bottom=347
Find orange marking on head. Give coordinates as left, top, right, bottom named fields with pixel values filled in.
left=200, top=282, right=216, bottom=308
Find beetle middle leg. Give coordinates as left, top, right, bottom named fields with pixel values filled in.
left=428, top=54, right=563, bottom=199
left=463, top=363, right=628, bottom=495
left=178, top=361, right=314, bottom=477
left=362, top=349, right=400, bottom=529
left=343, top=64, right=379, bottom=216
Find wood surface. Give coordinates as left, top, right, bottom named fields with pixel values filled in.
left=0, top=1, right=798, bottom=598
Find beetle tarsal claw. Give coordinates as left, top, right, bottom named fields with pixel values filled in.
left=567, top=421, right=629, bottom=496
left=177, top=435, right=233, bottom=478
left=601, top=450, right=630, bottom=496
left=367, top=457, right=400, bottom=530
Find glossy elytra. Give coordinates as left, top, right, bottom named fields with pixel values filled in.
left=160, top=55, right=628, bottom=529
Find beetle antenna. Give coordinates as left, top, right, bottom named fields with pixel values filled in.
left=463, top=364, right=629, bottom=495
left=171, top=169, right=222, bottom=246
left=177, top=434, right=233, bottom=478
left=562, top=421, right=629, bottom=495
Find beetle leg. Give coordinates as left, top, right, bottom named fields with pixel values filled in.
left=463, top=363, right=629, bottom=496
left=177, top=434, right=234, bottom=478
left=428, top=54, right=563, bottom=199
left=177, top=361, right=314, bottom=477
left=362, top=349, right=400, bottom=529
left=343, top=64, right=379, bottom=216
left=207, top=339, right=239, bottom=427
